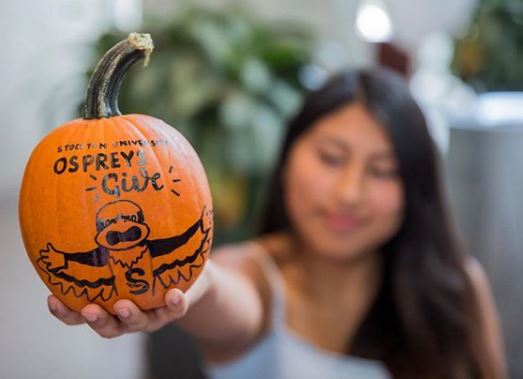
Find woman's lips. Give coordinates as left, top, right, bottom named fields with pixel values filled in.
left=322, top=212, right=365, bottom=232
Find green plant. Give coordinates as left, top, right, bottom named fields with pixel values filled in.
left=452, top=0, right=523, bottom=92
left=88, top=5, right=315, bottom=242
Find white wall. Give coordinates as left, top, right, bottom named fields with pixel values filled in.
left=0, top=1, right=100, bottom=198
left=0, top=1, right=145, bottom=378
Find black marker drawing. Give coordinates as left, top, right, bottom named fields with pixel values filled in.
left=84, top=164, right=182, bottom=201
left=37, top=200, right=212, bottom=302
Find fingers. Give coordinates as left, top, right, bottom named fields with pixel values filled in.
left=113, top=299, right=150, bottom=332
left=165, top=288, right=189, bottom=316
left=81, top=304, right=124, bottom=339
left=149, top=289, right=189, bottom=329
left=48, top=288, right=192, bottom=337
left=48, top=295, right=84, bottom=326
left=112, top=290, right=187, bottom=333
left=47, top=296, right=139, bottom=338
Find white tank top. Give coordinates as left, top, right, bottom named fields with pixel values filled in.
left=204, top=243, right=391, bottom=379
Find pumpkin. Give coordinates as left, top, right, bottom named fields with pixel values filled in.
left=19, top=33, right=213, bottom=315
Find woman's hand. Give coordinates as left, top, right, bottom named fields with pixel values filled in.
left=46, top=252, right=265, bottom=355
left=47, top=262, right=213, bottom=338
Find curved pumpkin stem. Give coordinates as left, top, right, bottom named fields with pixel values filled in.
left=84, top=33, right=154, bottom=119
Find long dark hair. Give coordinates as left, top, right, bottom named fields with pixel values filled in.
left=260, top=68, right=482, bottom=378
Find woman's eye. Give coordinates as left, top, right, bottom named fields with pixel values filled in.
left=317, top=150, right=344, bottom=166
left=369, top=166, right=399, bottom=179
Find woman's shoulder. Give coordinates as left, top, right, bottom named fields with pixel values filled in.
left=209, top=234, right=292, bottom=336
left=210, top=233, right=293, bottom=310
left=209, top=235, right=273, bottom=293
left=211, top=232, right=293, bottom=271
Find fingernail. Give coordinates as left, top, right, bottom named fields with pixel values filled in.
left=117, top=308, right=130, bottom=318
left=49, top=302, right=57, bottom=313
left=168, top=293, right=181, bottom=306
left=83, top=313, right=98, bottom=322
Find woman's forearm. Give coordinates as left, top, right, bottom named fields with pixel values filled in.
left=175, top=260, right=265, bottom=353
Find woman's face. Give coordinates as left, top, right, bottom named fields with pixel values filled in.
left=283, top=102, right=405, bottom=261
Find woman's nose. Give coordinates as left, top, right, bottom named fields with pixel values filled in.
left=334, top=165, right=365, bottom=207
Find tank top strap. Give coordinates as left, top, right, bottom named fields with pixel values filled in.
left=248, top=241, right=286, bottom=329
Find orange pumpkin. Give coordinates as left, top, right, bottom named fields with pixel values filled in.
left=19, top=33, right=213, bottom=314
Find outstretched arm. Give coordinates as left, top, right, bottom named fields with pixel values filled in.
left=176, top=249, right=270, bottom=360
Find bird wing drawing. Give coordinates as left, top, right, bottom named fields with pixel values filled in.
left=150, top=209, right=213, bottom=293
left=36, top=244, right=117, bottom=302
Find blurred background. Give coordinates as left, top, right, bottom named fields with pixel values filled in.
left=1, top=0, right=522, bottom=378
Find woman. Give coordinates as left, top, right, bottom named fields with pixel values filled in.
left=48, top=68, right=506, bottom=378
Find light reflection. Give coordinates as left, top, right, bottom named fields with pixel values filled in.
left=355, top=0, right=393, bottom=43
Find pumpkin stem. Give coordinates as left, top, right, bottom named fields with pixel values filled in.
left=84, top=33, right=154, bottom=119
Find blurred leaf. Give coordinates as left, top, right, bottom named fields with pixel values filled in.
left=452, top=0, right=523, bottom=92
left=240, top=57, right=272, bottom=93
left=268, top=80, right=302, bottom=116
left=219, top=90, right=256, bottom=131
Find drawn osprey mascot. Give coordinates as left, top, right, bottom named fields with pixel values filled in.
left=37, top=199, right=212, bottom=305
